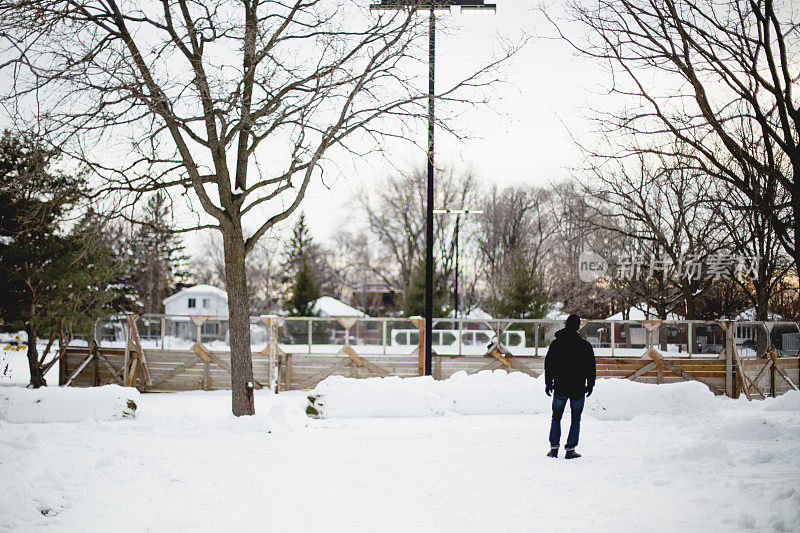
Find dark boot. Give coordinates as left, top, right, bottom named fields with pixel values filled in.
left=546, top=446, right=558, bottom=458
left=565, top=448, right=581, bottom=459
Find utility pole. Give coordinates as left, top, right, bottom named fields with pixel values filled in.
left=433, top=208, right=484, bottom=318
left=370, top=0, right=496, bottom=375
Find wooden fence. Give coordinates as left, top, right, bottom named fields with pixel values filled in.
left=59, top=315, right=800, bottom=399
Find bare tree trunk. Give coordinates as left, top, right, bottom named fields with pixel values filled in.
left=222, top=227, right=255, bottom=416
left=793, top=177, right=800, bottom=281
left=25, top=323, right=46, bottom=388
left=755, top=291, right=770, bottom=357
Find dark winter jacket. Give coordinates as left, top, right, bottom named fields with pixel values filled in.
left=544, top=328, right=596, bottom=399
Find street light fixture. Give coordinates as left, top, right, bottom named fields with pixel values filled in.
left=370, top=0, right=496, bottom=377
left=433, top=209, right=483, bottom=320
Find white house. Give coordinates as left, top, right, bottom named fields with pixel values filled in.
left=162, top=285, right=229, bottom=343
left=163, top=284, right=229, bottom=317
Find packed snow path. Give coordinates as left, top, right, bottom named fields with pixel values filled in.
left=2, top=387, right=799, bottom=532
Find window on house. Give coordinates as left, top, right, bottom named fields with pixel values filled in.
left=202, top=322, right=220, bottom=335
left=203, top=298, right=210, bottom=308
left=188, top=298, right=196, bottom=309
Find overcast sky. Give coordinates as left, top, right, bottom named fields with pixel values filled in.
left=294, top=1, right=607, bottom=246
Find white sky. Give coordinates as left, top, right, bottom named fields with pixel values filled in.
left=2, top=1, right=611, bottom=256
left=296, top=2, right=607, bottom=245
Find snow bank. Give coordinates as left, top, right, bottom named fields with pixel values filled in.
left=0, top=385, right=139, bottom=423
left=438, top=370, right=549, bottom=415
left=761, top=390, right=800, bottom=412
left=131, top=389, right=309, bottom=433
left=586, top=378, right=719, bottom=421
left=307, top=375, right=448, bottom=418
left=307, top=370, right=725, bottom=420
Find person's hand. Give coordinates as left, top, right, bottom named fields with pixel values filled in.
left=585, top=387, right=593, bottom=397
left=545, top=385, right=552, bottom=397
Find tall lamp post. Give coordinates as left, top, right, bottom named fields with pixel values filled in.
left=433, top=208, right=483, bottom=319
left=370, top=0, right=496, bottom=376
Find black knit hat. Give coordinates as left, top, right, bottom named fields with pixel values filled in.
left=565, top=314, right=580, bottom=331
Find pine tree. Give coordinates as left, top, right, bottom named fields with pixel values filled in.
left=490, top=255, right=549, bottom=347
left=283, top=213, right=323, bottom=316
left=0, top=131, right=127, bottom=387
left=491, top=256, right=549, bottom=320
left=401, top=260, right=448, bottom=317
left=287, top=255, right=321, bottom=316
left=129, top=192, right=187, bottom=313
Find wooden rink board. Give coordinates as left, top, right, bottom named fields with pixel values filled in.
left=62, top=346, right=798, bottom=397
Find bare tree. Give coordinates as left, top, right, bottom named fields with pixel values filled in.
left=553, top=0, right=800, bottom=280
left=544, top=180, right=611, bottom=317
left=359, top=167, right=477, bottom=289
left=190, top=232, right=279, bottom=313
left=475, top=184, right=555, bottom=306
left=0, top=1, right=514, bottom=414
left=711, top=180, right=793, bottom=321
left=582, top=148, right=720, bottom=320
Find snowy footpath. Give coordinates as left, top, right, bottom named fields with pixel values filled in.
left=1, top=372, right=800, bottom=532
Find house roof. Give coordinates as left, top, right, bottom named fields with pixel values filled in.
left=606, top=305, right=682, bottom=321
left=448, top=307, right=493, bottom=320
left=545, top=302, right=570, bottom=321
left=731, top=308, right=784, bottom=321
left=163, top=284, right=228, bottom=305
left=311, top=296, right=366, bottom=317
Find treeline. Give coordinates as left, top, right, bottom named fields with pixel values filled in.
left=292, top=165, right=799, bottom=322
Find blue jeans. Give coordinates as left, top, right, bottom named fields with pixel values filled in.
left=549, top=394, right=585, bottom=449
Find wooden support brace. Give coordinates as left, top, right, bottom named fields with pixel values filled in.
left=731, top=344, right=765, bottom=400
left=192, top=342, right=263, bottom=389
left=339, top=344, right=364, bottom=367
left=750, top=358, right=773, bottom=387
left=359, top=357, right=390, bottom=377
left=475, top=359, right=504, bottom=373
left=647, top=349, right=724, bottom=395
left=127, top=315, right=152, bottom=387
left=490, top=349, right=512, bottom=368
left=770, top=353, right=800, bottom=391
left=192, top=342, right=212, bottom=362
left=508, top=358, right=540, bottom=378
left=125, top=357, right=139, bottom=387
left=626, top=361, right=658, bottom=381
left=732, top=348, right=753, bottom=401
left=297, top=358, right=352, bottom=390
left=409, top=317, right=425, bottom=377
left=63, top=353, right=95, bottom=387
left=93, top=347, right=123, bottom=384
left=148, top=356, right=202, bottom=390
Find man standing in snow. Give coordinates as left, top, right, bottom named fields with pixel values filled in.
left=544, top=313, right=596, bottom=459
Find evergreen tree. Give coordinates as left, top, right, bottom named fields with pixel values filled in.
left=0, top=131, right=127, bottom=387
left=491, top=255, right=549, bottom=320
left=283, top=213, right=323, bottom=316
left=401, top=260, right=448, bottom=317
left=129, top=192, right=188, bottom=313
left=489, top=255, right=549, bottom=347
left=287, top=255, right=321, bottom=316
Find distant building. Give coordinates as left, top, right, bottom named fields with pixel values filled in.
left=162, top=284, right=229, bottom=343
left=348, top=281, right=399, bottom=314
left=163, top=284, right=229, bottom=316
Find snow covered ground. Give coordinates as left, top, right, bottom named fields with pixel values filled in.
left=1, top=333, right=61, bottom=387
left=1, top=371, right=799, bottom=532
